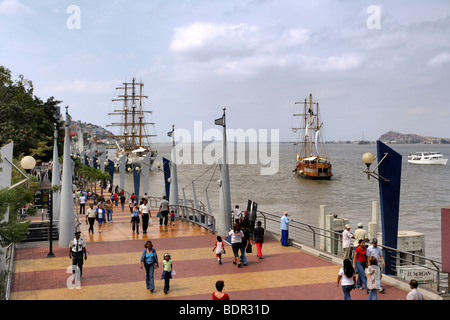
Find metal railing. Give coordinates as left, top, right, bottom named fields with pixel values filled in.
left=171, top=205, right=216, bottom=233
left=255, top=210, right=449, bottom=295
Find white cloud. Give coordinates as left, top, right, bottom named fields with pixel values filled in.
left=0, top=0, right=31, bottom=15
left=48, top=79, right=122, bottom=95
left=427, top=52, right=450, bottom=67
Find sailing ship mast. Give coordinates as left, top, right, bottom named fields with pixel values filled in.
left=107, top=78, right=156, bottom=152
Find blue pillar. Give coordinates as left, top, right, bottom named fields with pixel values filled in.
left=377, top=141, right=402, bottom=275
left=133, top=164, right=140, bottom=200
left=108, top=160, right=114, bottom=184
left=163, top=157, right=171, bottom=200
left=93, top=156, right=98, bottom=169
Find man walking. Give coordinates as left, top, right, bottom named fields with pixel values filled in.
left=69, top=231, right=87, bottom=279
left=159, top=196, right=170, bottom=226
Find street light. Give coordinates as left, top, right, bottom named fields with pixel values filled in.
left=362, top=152, right=390, bottom=182
left=20, top=155, right=36, bottom=172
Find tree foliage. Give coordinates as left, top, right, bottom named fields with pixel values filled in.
left=0, top=65, right=64, bottom=162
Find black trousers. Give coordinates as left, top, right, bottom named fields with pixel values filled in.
left=142, top=214, right=149, bottom=232
left=72, top=251, right=84, bottom=277
left=88, top=217, right=96, bottom=234
left=160, top=211, right=169, bottom=226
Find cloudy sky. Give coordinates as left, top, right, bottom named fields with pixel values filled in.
left=1, top=0, right=449, bottom=142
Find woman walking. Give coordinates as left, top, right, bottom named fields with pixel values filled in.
left=131, top=203, right=140, bottom=234
left=86, top=203, right=96, bottom=234
left=105, top=199, right=113, bottom=223
left=140, top=240, right=159, bottom=292
left=96, top=203, right=106, bottom=233
left=228, top=223, right=244, bottom=268
left=337, top=259, right=356, bottom=300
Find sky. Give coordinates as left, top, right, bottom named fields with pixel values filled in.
left=1, top=0, right=449, bottom=143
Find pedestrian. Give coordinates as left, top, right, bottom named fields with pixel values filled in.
left=140, top=241, right=158, bottom=292
left=105, top=199, right=113, bottom=223
left=69, top=231, right=87, bottom=279
left=86, top=203, right=96, bottom=234
left=213, top=235, right=226, bottom=264
left=353, top=223, right=368, bottom=253
left=120, top=193, right=126, bottom=211
left=170, top=210, right=175, bottom=226
left=96, top=203, right=106, bottom=233
left=239, top=219, right=251, bottom=266
left=140, top=199, right=150, bottom=233
left=229, top=223, right=244, bottom=268
left=131, top=203, right=140, bottom=234
left=129, top=198, right=137, bottom=214
left=280, top=211, right=293, bottom=246
left=253, top=220, right=265, bottom=259
left=366, top=256, right=381, bottom=300
left=212, top=280, right=230, bottom=300
left=159, top=196, right=170, bottom=226
left=406, top=279, right=424, bottom=300
left=366, top=238, right=385, bottom=293
left=337, top=259, right=356, bottom=300
left=114, top=192, right=118, bottom=206
left=79, top=193, right=86, bottom=214
left=161, top=252, right=173, bottom=294
left=342, top=224, right=355, bottom=260
left=231, top=205, right=242, bottom=224
left=353, top=239, right=368, bottom=291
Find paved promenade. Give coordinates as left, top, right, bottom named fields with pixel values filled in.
left=10, top=196, right=413, bottom=301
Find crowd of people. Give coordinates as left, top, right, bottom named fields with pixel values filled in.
left=68, top=191, right=426, bottom=300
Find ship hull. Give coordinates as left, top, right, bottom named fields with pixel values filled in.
left=295, top=161, right=332, bottom=180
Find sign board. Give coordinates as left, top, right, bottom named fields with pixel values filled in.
left=34, top=189, right=50, bottom=209
left=397, top=265, right=435, bottom=283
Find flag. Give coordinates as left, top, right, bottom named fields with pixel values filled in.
left=215, top=115, right=225, bottom=127
left=167, top=130, right=173, bottom=137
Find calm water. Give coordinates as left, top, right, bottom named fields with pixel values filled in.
left=118, top=143, right=450, bottom=261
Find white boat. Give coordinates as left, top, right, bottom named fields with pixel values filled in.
left=408, top=152, right=448, bottom=165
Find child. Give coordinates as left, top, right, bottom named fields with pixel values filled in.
left=161, top=252, right=173, bottom=294
left=366, top=256, right=381, bottom=300
left=170, top=210, right=175, bottom=226
left=213, top=236, right=226, bottom=264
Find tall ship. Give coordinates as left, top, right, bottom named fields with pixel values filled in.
left=107, top=78, right=157, bottom=170
left=292, top=93, right=332, bottom=180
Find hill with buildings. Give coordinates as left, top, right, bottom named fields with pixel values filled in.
left=379, top=131, right=450, bottom=144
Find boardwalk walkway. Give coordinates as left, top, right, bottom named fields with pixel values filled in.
left=10, top=194, right=412, bottom=301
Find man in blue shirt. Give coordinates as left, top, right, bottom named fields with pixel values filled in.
left=280, top=211, right=293, bottom=246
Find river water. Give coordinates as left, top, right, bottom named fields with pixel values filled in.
left=116, top=142, right=450, bottom=261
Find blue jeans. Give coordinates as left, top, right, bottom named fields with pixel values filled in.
left=281, top=229, right=289, bottom=246
left=107, top=209, right=112, bottom=222
left=368, top=289, right=378, bottom=300
left=342, top=284, right=354, bottom=300
left=355, top=261, right=367, bottom=289
left=239, top=243, right=248, bottom=265
left=144, top=262, right=155, bottom=290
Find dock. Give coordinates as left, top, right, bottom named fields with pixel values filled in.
left=8, top=193, right=415, bottom=302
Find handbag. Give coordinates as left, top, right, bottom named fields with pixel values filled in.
left=156, top=212, right=161, bottom=218
left=246, top=243, right=252, bottom=253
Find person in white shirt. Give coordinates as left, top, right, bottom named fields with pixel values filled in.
left=342, top=224, right=354, bottom=260
left=231, top=205, right=242, bottom=223
left=366, top=238, right=385, bottom=293
left=406, top=279, right=424, bottom=300
left=140, top=199, right=151, bottom=233
left=79, top=194, right=86, bottom=214
left=69, top=231, right=87, bottom=278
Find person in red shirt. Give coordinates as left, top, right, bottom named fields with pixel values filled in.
left=212, top=280, right=229, bottom=300
left=353, top=239, right=368, bottom=291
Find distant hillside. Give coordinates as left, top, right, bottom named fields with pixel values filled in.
left=379, top=131, right=450, bottom=144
